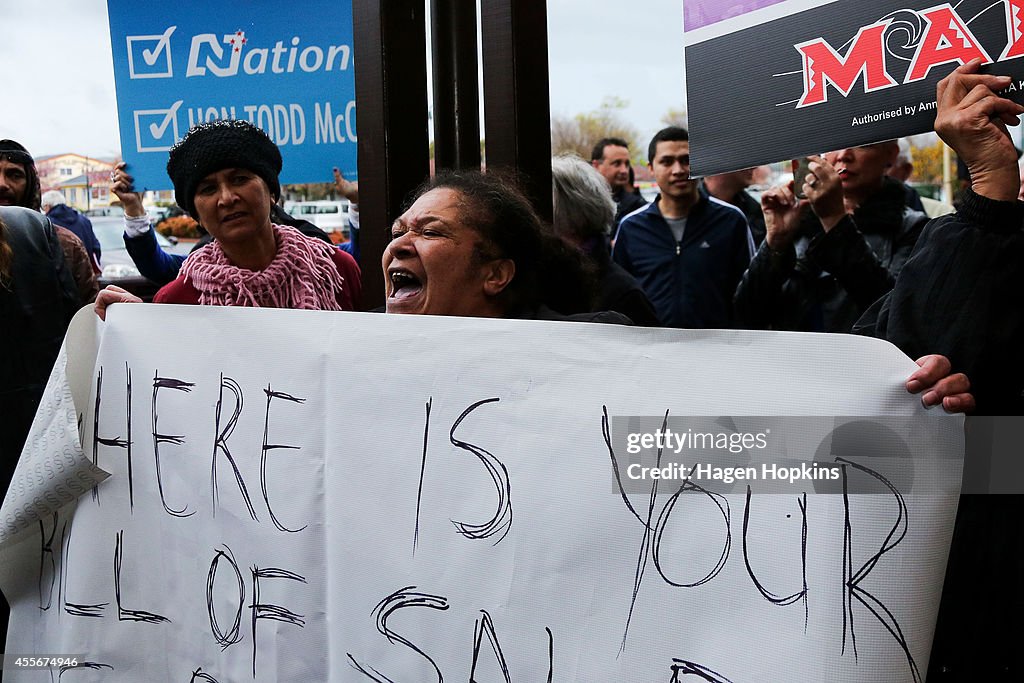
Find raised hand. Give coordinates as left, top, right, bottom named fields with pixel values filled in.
left=934, top=59, right=1024, bottom=201
left=109, top=162, right=146, bottom=217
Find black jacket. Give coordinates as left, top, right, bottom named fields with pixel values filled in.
left=0, top=207, right=79, bottom=469
left=734, top=177, right=927, bottom=333
left=855, top=189, right=1024, bottom=680
left=612, top=187, right=648, bottom=228
left=523, top=305, right=633, bottom=325
left=855, top=187, right=1024, bottom=414
left=731, top=189, right=766, bottom=248
left=582, top=238, right=658, bottom=327
left=596, top=260, right=659, bottom=327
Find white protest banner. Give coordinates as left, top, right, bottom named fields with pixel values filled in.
left=0, top=306, right=963, bottom=681
left=0, top=309, right=109, bottom=548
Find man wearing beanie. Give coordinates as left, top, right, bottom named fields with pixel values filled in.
left=107, top=119, right=361, bottom=310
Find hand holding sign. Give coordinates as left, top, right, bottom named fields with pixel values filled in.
left=907, top=354, right=975, bottom=413
left=935, top=59, right=1024, bottom=201
left=332, top=167, right=358, bottom=204
left=94, top=285, right=143, bottom=322
left=109, top=163, right=145, bottom=217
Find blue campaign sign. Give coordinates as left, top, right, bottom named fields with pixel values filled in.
left=107, top=0, right=356, bottom=191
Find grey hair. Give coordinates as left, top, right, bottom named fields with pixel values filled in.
left=40, top=190, right=66, bottom=208
left=895, top=138, right=913, bottom=166
left=551, top=153, right=616, bottom=240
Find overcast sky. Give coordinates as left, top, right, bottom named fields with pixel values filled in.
left=4, top=0, right=684, bottom=160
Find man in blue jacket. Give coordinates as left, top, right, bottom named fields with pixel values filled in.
left=612, top=126, right=753, bottom=328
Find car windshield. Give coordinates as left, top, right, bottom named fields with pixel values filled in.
left=90, top=216, right=173, bottom=251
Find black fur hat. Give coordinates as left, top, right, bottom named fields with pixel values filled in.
left=166, top=120, right=282, bottom=218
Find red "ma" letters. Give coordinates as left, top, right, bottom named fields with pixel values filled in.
left=796, top=21, right=897, bottom=107
left=905, top=4, right=991, bottom=82
left=1001, top=0, right=1024, bottom=60
left=796, top=2, right=1009, bottom=108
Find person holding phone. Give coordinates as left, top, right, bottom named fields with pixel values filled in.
left=734, top=142, right=928, bottom=333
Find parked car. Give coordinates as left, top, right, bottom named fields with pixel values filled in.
left=639, top=185, right=659, bottom=203
left=283, top=200, right=350, bottom=234
left=147, top=206, right=173, bottom=223
left=92, top=216, right=191, bottom=300
left=84, top=205, right=125, bottom=217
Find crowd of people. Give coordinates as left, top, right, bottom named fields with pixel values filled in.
left=1, top=59, right=1021, bottom=677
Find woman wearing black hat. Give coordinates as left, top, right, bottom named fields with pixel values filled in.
left=105, top=119, right=360, bottom=311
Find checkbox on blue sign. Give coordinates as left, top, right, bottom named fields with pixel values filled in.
left=134, top=101, right=183, bottom=152
left=126, top=26, right=177, bottom=79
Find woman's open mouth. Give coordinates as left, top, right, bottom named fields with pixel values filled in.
left=388, top=268, right=423, bottom=301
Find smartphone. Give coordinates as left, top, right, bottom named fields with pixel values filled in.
left=792, top=157, right=814, bottom=198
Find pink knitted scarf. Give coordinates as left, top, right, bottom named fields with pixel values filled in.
left=180, top=224, right=345, bottom=309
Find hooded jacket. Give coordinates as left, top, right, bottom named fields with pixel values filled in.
left=46, top=203, right=101, bottom=266
left=855, top=187, right=1024, bottom=414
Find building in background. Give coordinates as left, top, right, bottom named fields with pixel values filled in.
left=34, top=153, right=175, bottom=211
left=35, top=153, right=116, bottom=211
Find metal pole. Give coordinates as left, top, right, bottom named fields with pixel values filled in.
left=480, top=0, right=553, bottom=220
left=431, top=0, right=481, bottom=171
left=353, top=0, right=431, bottom=310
